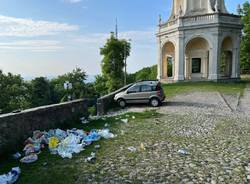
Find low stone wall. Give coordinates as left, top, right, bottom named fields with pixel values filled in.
left=97, top=84, right=133, bottom=116
left=0, top=99, right=89, bottom=157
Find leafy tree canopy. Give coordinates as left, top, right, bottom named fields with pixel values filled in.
left=0, top=70, right=30, bottom=113
left=240, top=1, right=250, bottom=72
left=100, top=33, right=131, bottom=92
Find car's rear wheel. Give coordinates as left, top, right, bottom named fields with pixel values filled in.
left=150, top=98, right=160, bottom=107
left=118, top=99, right=126, bottom=108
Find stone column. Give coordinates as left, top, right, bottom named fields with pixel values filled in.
left=157, top=37, right=162, bottom=80
left=185, top=56, right=191, bottom=80
left=203, top=55, right=208, bottom=78
left=208, top=33, right=220, bottom=80
left=174, top=33, right=185, bottom=81
left=231, top=35, right=241, bottom=79
left=185, top=56, right=188, bottom=79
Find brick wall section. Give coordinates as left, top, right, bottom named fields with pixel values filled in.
left=0, top=99, right=89, bottom=157
left=97, top=84, right=133, bottom=116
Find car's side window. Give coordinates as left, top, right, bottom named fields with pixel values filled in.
left=141, top=85, right=152, bottom=92
left=127, top=85, right=140, bottom=94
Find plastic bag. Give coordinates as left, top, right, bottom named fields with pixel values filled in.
left=49, top=137, right=59, bottom=149
left=33, top=130, right=44, bottom=140
left=98, top=129, right=115, bottom=139
left=55, top=129, right=67, bottom=140
left=23, top=144, right=35, bottom=156
left=121, top=119, right=128, bottom=124
left=57, top=134, right=84, bottom=159
left=20, top=154, right=38, bottom=164
left=0, top=167, right=21, bottom=184
left=83, top=130, right=100, bottom=142
left=178, top=149, right=189, bottom=155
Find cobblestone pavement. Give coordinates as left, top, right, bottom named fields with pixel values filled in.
left=238, top=84, right=250, bottom=115
left=77, top=88, right=250, bottom=184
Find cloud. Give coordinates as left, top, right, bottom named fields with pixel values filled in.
left=63, top=0, right=82, bottom=3
left=0, top=40, right=64, bottom=52
left=0, top=15, right=79, bottom=37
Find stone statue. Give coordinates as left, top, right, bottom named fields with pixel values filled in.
left=214, top=0, right=220, bottom=13
left=158, top=14, right=162, bottom=25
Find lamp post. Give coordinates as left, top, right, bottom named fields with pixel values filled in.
left=64, top=81, right=73, bottom=101
left=124, top=39, right=131, bottom=86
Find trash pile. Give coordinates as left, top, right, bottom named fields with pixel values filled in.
left=0, top=167, right=21, bottom=184
left=17, top=128, right=115, bottom=163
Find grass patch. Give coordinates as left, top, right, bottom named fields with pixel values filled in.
left=162, top=81, right=247, bottom=98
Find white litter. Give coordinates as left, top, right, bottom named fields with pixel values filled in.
left=128, top=146, right=137, bottom=152
left=57, top=134, right=84, bottom=159
left=121, top=119, right=128, bottom=124
left=98, top=129, right=115, bottom=139
left=0, top=167, right=21, bottom=184
left=80, top=117, right=89, bottom=124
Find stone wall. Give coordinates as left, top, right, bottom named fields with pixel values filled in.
left=0, top=99, right=89, bottom=157
left=97, top=84, right=133, bottom=116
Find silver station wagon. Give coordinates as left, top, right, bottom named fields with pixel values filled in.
left=114, top=81, right=165, bottom=108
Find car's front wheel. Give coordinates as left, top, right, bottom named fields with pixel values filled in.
left=150, top=98, right=160, bottom=107
left=118, top=99, right=126, bottom=108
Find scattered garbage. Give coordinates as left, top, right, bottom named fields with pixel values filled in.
left=16, top=127, right=115, bottom=162
left=104, top=123, right=109, bottom=127
left=85, top=152, right=96, bottom=163
left=49, top=137, right=59, bottom=149
left=84, top=130, right=101, bottom=142
left=57, top=134, right=84, bottom=159
left=132, top=116, right=136, bottom=119
left=42, top=162, right=48, bottom=167
left=121, top=119, right=128, bottom=124
left=98, top=129, right=115, bottom=139
left=20, top=154, right=38, bottom=164
left=80, top=117, right=89, bottom=124
left=128, top=146, right=137, bottom=152
left=178, top=149, right=189, bottom=156
left=140, top=143, right=146, bottom=151
left=89, top=115, right=101, bottom=121
left=0, top=167, right=21, bottom=184
left=245, top=163, right=250, bottom=180
left=12, top=152, right=22, bottom=160
left=94, top=145, right=101, bottom=149
left=6, top=118, right=118, bottom=182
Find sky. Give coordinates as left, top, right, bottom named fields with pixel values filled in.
left=0, top=0, right=247, bottom=79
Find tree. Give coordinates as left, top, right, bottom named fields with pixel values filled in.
left=130, top=65, right=157, bottom=82
left=94, top=75, right=109, bottom=96
left=0, top=70, right=30, bottom=113
left=240, top=1, right=250, bottom=72
left=50, top=67, right=87, bottom=102
left=29, top=77, right=52, bottom=107
left=100, top=33, right=131, bottom=92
